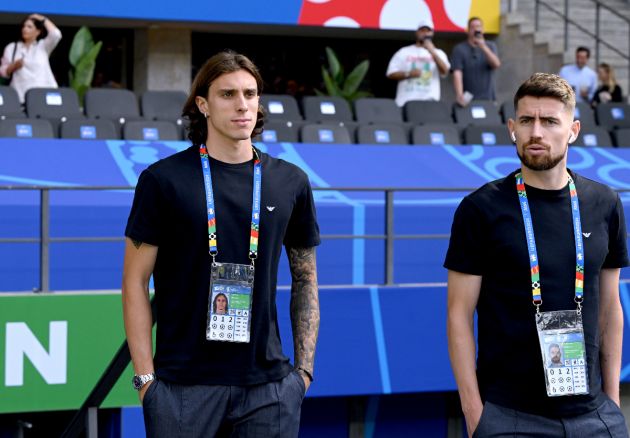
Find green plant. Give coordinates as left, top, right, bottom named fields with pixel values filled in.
left=68, top=27, right=102, bottom=102
left=317, top=47, right=371, bottom=103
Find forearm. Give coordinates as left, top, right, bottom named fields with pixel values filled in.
left=480, top=45, right=500, bottom=69
left=448, top=317, right=482, bottom=416
left=122, top=280, right=155, bottom=374
left=430, top=51, right=449, bottom=76
left=388, top=72, right=409, bottom=81
left=288, top=247, right=320, bottom=374
left=453, top=70, right=464, bottom=97
left=600, top=303, right=623, bottom=403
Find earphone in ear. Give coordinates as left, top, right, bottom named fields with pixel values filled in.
left=510, top=132, right=516, bottom=142
left=568, top=133, right=576, bottom=143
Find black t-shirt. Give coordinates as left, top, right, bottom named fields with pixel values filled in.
left=444, top=169, right=629, bottom=416
left=450, top=40, right=498, bottom=100
left=125, top=145, right=320, bottom=386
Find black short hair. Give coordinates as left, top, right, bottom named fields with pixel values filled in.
left=576, top=46, right=590, bottom=58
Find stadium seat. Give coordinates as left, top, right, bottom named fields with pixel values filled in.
left=260, top=94, right=302, bottom=121
left=613, top=128, right=630, bottom=147
left=256, top=120, right=299, bottom=143
left=595, top=103, right=630, bottom=128
left=574, top=127, right=613, bottom=147
left=454, top=101, right=502, bottom=126
left=123, top=120, right=180, bottom=141
left=25, top=88, right=84, bottom=121
left=500, top=100, right=515, bottom=124
left=84, top=88, right=143, bottom=125
left=574, top=102, right=596, bottom=127
left=354, top=98, right=403, bottom=124
left=302, top=96, right=354, bottom=123
left=0, top=118, right=55, bottom=138
left=60, top=118, right=119, bottom=140
left=463, top=125, right=512, bottom=146
left=411, top=124, right=461, bottom=146
left=356, top=123, right=408, bottom=145
left=300, top=123, right=352, bottom=144
left=141, top=90, right=187, bottom=120
left=404, top=100, right=453, bottom=124
left=0, top=86, right=23, bottom=119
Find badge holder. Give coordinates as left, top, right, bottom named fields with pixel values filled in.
left=535, top=308, right=588, bottom=397
left=206, top=261, right=255, bottom=343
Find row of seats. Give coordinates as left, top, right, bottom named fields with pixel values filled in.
left=0, top=86, right=186, bottom=137
left=257, top=121, right=630, bottom=147
left=259, top=94, right=630, bottom=130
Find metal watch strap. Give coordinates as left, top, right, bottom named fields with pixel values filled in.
left=133, top=372, right=155, bottom=390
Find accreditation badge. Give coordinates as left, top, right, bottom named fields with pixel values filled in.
left=536, top=310, right=589, bottom=397
left=206, top=262, right=254, bottom=343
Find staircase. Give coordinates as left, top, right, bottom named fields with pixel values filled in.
left=497, top=0, right=630, bottom=105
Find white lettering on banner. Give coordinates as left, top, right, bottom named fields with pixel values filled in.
left=5, top=321, right=68, bottom=386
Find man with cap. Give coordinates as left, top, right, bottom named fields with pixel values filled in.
left=386, top=17, right=450, bottom=107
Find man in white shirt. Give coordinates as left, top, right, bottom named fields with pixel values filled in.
left=386, top=18, right=450, bottom=107
left=558, top=47, right=597, bottom=103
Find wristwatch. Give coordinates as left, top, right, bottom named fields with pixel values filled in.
left=132, top=372, right=155, bottom=390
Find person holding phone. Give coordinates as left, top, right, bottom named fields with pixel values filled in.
left=0, top=14, right=62, bottom=103
left=559, top=47, right=597, bottom=104
left=451, top=17, right=501, bottom=107
left=386, top=17, right=450, bottom=107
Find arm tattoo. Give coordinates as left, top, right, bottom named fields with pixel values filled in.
left=132, top=239, right=143, bottom=249
left=288, top=247, right=319, bottom=377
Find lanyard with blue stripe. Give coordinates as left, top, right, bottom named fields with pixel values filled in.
left=200, top=145, right=262, bottom=265
left=515, top=171, right=585, bottom=313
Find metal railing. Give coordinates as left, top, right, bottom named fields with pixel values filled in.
left=0, top=185, right=477, bottom=292
left=508, top=0, right=630, bottom=92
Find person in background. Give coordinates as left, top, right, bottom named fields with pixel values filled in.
left=0, top=14, right=62, bottom=103
left=559, top=47, right=597, bottom=104
left=592, top=62, right=623, bottom=106
left=451, top=16, right=501, bottom=107
left=386, top=17, right=450, bottom=107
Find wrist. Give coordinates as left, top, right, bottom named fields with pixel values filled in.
left=132, top=372, right=155, bottom=390
left=296, top=366, right=313, bottom=383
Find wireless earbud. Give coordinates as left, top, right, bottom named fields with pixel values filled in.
left=568, top=133, right=576, bottom=143
left=510, top=132, right=516, bottom=142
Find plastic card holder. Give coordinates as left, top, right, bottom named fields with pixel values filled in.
left=430, top=132, right=445, bottom=145
left=16, top=124, right=32, bottom=137
left=481, top=132, right=496, bottom=145
left=142, top=127, right=159, bottom=141
left=320, top=102, right=336, bottom=115
left=268, top=101, right=284, bottom=114
left=583, top=134, right=598, bottom=147
left=374, top=130, right=390, bottom=143
left=80, top=125, right=97, bottom=139
left=471, top=106, right=487, bottom=119
left=262, top=130, right=278, bottom=142
left=46, top=92, right=62, bottom=106
left=318, top=129, right=334, bottom=142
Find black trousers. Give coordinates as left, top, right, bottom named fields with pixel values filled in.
left=142, top=370, right=306, bottom=438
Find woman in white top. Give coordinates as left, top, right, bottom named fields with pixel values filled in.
left=0, top=14, right=62, bottom=103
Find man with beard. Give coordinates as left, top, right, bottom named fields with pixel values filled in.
left=445, top=73, right=629, bottom=437
left=548, top=344, right=563, bottom=368
left=386, top=17, right=450, bottom=107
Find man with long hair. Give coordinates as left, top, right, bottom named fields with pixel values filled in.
left=122, top=50, right=320, bottom=437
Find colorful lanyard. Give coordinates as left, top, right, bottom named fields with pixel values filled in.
left=200, top=145, right=262, bottom=265
left=515, top=172, right=584, bottom=311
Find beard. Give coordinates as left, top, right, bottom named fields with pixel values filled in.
left=517, top=140, right=567, bottom=171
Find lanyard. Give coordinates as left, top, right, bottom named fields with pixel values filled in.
left=515, top=171, right=584, bottom=312
left=200, top=145, right=262, bottom=265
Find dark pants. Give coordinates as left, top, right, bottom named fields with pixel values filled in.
left=473, top=397, right=629, bottom=438
left=142, top=370, right=306, bottom=438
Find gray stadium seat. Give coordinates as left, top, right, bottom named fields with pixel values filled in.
left=454, top=101, right=502, bottom=126
left=303, top=96, right=353, bottom=123
left=260, top=95, right=302, bottom=121
left=574, top=102, right=596, bottom=127
left=0, top=86, right=24, bottom=119
left=411, top=124, right=461, bottom=146
left=613, top=128, right=630, bottom=147
left=356, top=123, right=408, bottom=145
left=25, top=88, right=84, bottom=121
left=404, top=100, right=452, bottom=124
left=0, top=118, right=55, bottom=138
left=300, top=123, right=352, bottom=144
left=256, top=120, right=299, bottom=143
left=60, top=118, right=119, bottom=140
left=354, top=98, right=403, bottom=124
left=595, top=103, right=630, bottom=128
left=500, top=100, right=515, bottom=124
left=123, top=120, right=180, bottom=141
left=463, top=125, right=512, bottom=146
left=84, top=88, right=142, bottom=124
left=574, top=127, right=613, bottom=147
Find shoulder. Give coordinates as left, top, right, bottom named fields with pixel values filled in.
left=146, top=145, right=197, bottom=180
left=260, top=152, right=311, bottom=192
left=452, top=42, right=467, bottom=53
left=464, top=174, right=513, bottom=208
left=573, top=171, right=618, bottom=202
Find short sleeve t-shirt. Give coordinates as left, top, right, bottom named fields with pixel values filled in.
left=444, top=170, right=629, bottom=416
left=125, top=145, right=320, bottom=386
left=386, top=44, right=450, bottom=106
left=450, top=40, right=498, bottom=101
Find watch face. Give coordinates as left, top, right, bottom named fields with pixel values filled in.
left=132, top=375, right=143, bottom=390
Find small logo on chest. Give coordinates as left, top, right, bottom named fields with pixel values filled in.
left=266, top=206, right=276, bottom=212
left=582, top=232, right=591, bottom=238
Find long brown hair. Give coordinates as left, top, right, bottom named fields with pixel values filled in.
left=182, top=51, right=265, bottom=146
left=598, top=63, right=617, bottom=90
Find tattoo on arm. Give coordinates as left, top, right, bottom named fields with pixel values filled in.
left=132, top=239, right=143, bottom=249
left=288, top=247, right=319, bottom=377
